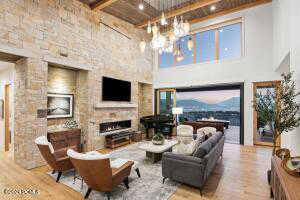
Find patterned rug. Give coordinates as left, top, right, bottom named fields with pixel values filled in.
left=48, top=142, right=179, bottom=200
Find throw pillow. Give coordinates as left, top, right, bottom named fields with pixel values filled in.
left=193, top=141, right=212, bottom=158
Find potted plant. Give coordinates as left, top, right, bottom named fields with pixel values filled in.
left=253, top=72, right=300, bottom=154
left=152, top=132, right=165, bottom=145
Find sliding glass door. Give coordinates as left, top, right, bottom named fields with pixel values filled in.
left=156, top=89, right=176, bottom=115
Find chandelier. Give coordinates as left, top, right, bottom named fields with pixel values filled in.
left=139, top=0, right=192, bottom=57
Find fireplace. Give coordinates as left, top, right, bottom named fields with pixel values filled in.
left=99, top=120, right=132, bottom=134
left=99, top=120, right=133, bottom=149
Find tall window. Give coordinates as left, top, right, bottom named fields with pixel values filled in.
left=159, top=20, right=242, bottom=68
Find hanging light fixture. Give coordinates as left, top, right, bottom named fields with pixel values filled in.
left=183, top=20, right=190, bottom=34
left=139, top=40, right=146, bottom=53
left=152, top=23, right=158, bottom=36
left=139, top=0, right=191, bottom=54
left=187, top=37, right=193, bottom=51
left=147, top=21, right=152, bottom=34
left=161, top=12, right=167, bottom=26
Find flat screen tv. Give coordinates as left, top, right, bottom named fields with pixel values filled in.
left=102, top=77, right=131, bottom=102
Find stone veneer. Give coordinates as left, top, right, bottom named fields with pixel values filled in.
left=0, top=0, right=153, bottom=169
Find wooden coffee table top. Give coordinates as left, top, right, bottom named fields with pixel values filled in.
left=138, top=140, right=178, bottom=153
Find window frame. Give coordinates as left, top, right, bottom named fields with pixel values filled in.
left=158, top=17, right=244, bottom=68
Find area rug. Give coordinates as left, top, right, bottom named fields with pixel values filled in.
left=48, top=142, right=179, bottom=200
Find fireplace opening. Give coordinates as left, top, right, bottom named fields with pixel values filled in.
left=100, top=120, right=131, bottom=134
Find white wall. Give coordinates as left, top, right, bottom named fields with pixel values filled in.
left=274, top=0, right=300, bottom=156
left=154, top=3, right=281, bottom=145
left=0, top=62, right=14, bottom=152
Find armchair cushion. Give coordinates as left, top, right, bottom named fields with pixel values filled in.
left=67, top=149, right=110, bottom=160
left=35, top=136, right=54, bottom=154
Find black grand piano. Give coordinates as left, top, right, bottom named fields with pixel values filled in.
left=140, top=114, right=175, bottom=140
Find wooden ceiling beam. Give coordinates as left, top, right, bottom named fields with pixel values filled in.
left=91, top=0, right=120, bottom=11
left=135, top=0, right=221, bottom=28
left=189, top=0, right=272, bottom=24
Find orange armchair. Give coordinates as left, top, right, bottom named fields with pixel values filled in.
left=67, top=149, right=133, bottom=200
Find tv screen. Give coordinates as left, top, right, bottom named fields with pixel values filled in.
left=102, top=77, right=131, bottom=102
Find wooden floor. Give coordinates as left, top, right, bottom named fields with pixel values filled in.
left=0, top=143, right=272, bottom=200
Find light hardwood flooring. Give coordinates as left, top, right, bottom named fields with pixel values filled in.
left=0, top=143, right=272, bottom=200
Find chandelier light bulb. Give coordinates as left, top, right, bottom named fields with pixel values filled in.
left=183, top=20, right=190, bottom=34
left=161, top=12, right=167, bottom=26
left=173, top=16, right=178, bottom=28
left=187, top=37, right=193, bottom=51
left=139, top=40, right=146, bottom=53
left=147, top=21, right=152, bottom=34
left=152, top=23, right=158, bottom=35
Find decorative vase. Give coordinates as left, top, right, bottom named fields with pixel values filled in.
left=152, top=133, right=165, bottom=145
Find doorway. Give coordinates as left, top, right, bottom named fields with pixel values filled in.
left=4, top=84, right=10, bottom=151
left=253, top=81, right=280, bottom=147
left=155, top=83, right=244, bottom=145
left=0, top=61, right=15, bottom=153
left=156, top=89, right=176, bottom=115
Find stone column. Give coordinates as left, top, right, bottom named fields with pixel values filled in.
left=14, top=57, right=48, bottom=169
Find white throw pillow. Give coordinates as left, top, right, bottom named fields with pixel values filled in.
left=67, top=149, right=110, bottom=160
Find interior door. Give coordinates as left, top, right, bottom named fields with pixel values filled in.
left=253, top=81, right=280, bottom=147
left=156, top=89, right=176, bottom=115
left=4, top=84, right=10, bottom=151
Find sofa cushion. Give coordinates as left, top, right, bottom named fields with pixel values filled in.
left=192, top=140, right=212, bottom=158
left=207, top=132, right=223, bottom=146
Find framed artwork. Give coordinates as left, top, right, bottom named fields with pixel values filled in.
left=0, top=100, right=3, bottom=119
left=47, top=94, right=74, bottom=119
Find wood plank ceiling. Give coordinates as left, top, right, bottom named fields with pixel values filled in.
left=79, top=0, right=272, bottom=28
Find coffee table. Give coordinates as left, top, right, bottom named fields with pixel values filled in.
left=138, top=140, right=178, bottom=163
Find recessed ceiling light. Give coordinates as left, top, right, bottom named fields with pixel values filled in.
left=139, top=3, right=144, bottom=10
left=210, top=5, right=216, bottom=11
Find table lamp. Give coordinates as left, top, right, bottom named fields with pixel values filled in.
left=172, top=107, right=183, bottom=125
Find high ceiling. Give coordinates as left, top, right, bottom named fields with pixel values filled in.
left=79, top=0, right=272, bottom=28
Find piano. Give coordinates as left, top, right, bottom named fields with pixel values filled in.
left=140, top=114, right=174, bottom=139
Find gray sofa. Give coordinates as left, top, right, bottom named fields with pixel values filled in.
left=162, top=132, right=225, bottom=194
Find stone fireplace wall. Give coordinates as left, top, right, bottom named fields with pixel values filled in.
left=1, top=0, right=153, bottom=169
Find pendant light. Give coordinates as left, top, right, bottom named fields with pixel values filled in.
left=152, top=23, right=158, bottom=36
left=139, top=40, right=146, bottom=53
left=147, top=21, right=152, bottom=34
left=187, top=37, right=193, bottom=51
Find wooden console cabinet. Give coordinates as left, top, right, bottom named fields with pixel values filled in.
left=270, top=156, right=300, bottom=200
left=47, top=128, right=82, bottom=158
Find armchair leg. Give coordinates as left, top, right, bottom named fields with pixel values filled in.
left=52, top=170, right=56, bottom=174
left=163, top=177, right=167, bottom=184
left=135, top=168, right=141, bottom=178
left=105, top=192, right=111, bottom=200
left=85, top=188, right=92, bottom=199
left=199, top=188, right=203, bottom=196
left=123, top=177, right=129, bottom=189
left=56, top=172, right=62, bottom=182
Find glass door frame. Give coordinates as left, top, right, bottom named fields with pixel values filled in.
left=253, top=81, right=281, bottom=147
left=155, top=88, right=177, bottom=115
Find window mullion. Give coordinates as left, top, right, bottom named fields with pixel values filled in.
left=215, top=30, right=220, bottom=60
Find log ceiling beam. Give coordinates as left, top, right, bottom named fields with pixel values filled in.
left=135, top=0, right=221, bottom=28
left=189, top=0, right=272, bottom=24
left=91, top=0, right=120, bottom=11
